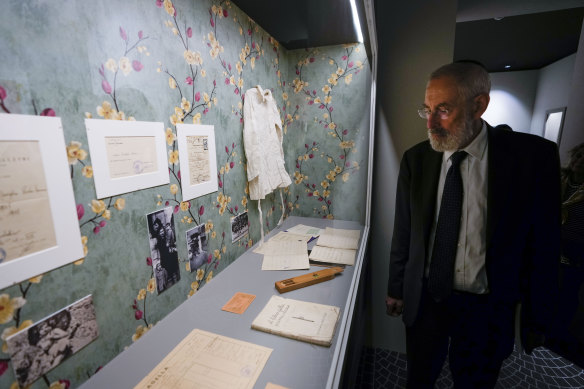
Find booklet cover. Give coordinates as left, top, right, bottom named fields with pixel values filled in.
left=251, top=296, right=340, bottom=347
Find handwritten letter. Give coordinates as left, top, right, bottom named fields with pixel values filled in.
left=186, top=135, right=211, bottom=185
left=105, top=136, right=158, bottom=179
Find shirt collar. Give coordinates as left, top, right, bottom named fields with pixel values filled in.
left=444, top=120, right=488, bottom=162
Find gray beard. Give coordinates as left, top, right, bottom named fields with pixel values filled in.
left=428, top=117, right=476, bottom=152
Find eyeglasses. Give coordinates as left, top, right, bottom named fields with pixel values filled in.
left=418, top=106, right=450, bottom=120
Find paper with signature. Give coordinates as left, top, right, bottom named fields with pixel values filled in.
left=0, top=141, right=57, bottom=263
left=134, top=329, right=272, bottom=389
left=105, top=136, right=158, bottom=179
left=284, top=224, right=321, bottom=238
left=251, top=296, right=340, bottom=347
left=186, top=135, right=211, bottom=185
left=260, top=240, right=309, bottom=271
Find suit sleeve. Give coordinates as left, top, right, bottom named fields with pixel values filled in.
left=524, top=140, right=561, bottom=331
left=387, top=152, right=412, bottom=299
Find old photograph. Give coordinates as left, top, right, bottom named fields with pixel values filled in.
left=147, top=207, right=180, bottom=293
left=231, top=211, right=249, bottom=243
left=186, top=224, right=208, bottom=272
left=6, top=295, right=99, bottom=387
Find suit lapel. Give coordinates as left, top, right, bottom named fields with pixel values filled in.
left=420, top=147, right=442, bottom=258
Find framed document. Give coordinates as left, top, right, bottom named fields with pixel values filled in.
left=543, top=107, right=566, bottom=145
left=85, top=119, right=170, bottom=198
left=176, top=124, right=218, bottom=201
left=0, top=113, right=84, bottom=289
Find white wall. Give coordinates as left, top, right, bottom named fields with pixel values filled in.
left=483, top=70, right=539, bottom=133
left=530, top=54, right=576, bottom=136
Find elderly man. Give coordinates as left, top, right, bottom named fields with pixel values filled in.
left=386, top=62, right=561, bottom=388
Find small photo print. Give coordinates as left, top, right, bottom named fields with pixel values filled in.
left=6, top=295, right=99, bottom=388
left=147, top=207, right=180, bottom=294
left=186, top=224, right=208, bottom=272
left=231, top=211, right=249, bottom=243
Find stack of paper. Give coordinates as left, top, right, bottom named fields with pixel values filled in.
left=251, top=295, right=340, bottom=347
left=254, top=231, right=310, bottom=270
left=284, top=224, right=321, bottom=239
left=309, top=227, right=360, bottom=266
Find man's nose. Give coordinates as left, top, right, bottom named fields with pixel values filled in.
left=427, top=111, right=440, bottom=128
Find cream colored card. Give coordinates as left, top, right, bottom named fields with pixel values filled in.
left=265, top=383, right=290, bottom=389
left=254, top=232, right=310, bottom=254
left=316, top=228, right=360, bottom=250
left=222, top=292, right=256, bottom=314
left=309, top=245, right=356, bottom=266
left=186, top=135, right=211, bottom=185
left=0, top=140, right=57, bottom=262
left=134, top=329, right=272, bottom=389
left=257, top=240, right=310, bottom=271
left=105, top=136, right=158, bottom=178
left=285, top=224, right=321, bottom=238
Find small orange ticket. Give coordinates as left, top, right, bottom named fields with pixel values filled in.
left=221, top=292, right=256, bottom=314
left=265, top=383, right=290, bottom=389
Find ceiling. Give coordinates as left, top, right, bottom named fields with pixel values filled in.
left=232, top=0, right=584, bottom=74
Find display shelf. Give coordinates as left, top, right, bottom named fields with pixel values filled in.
left=80, top=216, right=368, bottom=389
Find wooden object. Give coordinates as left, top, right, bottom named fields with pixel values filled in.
left=275, top=267, right=344, bottom=293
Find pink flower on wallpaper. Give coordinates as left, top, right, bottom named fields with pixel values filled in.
left=342, top=129, right=348, bottom=135
left=203, top=108, right=209, bottom=114
left=93, top=226, right=100, bottom=234
left=198, top=205, right=204, bottom=216
left=295, top=69, right=300, bottom=75
left=119, top=26, right=128, bottom=41
left=252, top=42, right=256, bottom=49
left=0, top=85, right=6, bottom=100
left=229, top=161, right=234, bottom=168
left=296, top=163, right=300, bottom=169
left=76, top=204, right=85, bottom=220
left=58, top=380, right=71, bottom=389
left=135, top=310, right=143, bottom=320
left=234, top=88, right=239, bottom=95
left=348, top=61, right=354, bottom=68
left=308, top=192, right=313, bottom=197
left=222, top=231, right=225, bottom=237
left=327, top=200, right=332, bottom=205
left=40, top=108, right=56, bottom=116
left=132, top=60, right=143, bottom=72
left=312, top=90, right=317, bottom=95
left=308, top=100, right=314, bottom=105
left=210, top=17, right=214, bottom=27
left=138, top=30, right=144, bottom=39
left=329, top=107, right=333, bottom=112
left=223, top=9, right=228, bottom=17
left=228, top=63, right=231, bottom=71
left=309, top=57, right=315, bottom=63
left=232, top=142, right=235, bottom=149
left=213, top=80, right=216, bottom=86
left=346, top=162, right=350, bottom=167
left=309, top=154, right=314, bottom=159
left=186, top=27, right=192, bottom=38
left=208, top=253, right=212, bottom=263
left=340, top=155, right=345, bottom=159
left=177, top=170, right=181, bottom=180
left=102, top=80, right=112, bottom=94
left=342, top=55, right=348, bottom=60
left=218, top=179, right=223, bottom=188
left=186, top=76, right=193, bottom=85
left=156, top=0, right=163, bottom=8
left=230, top=207, right=233, bottom=213
left=235, top=205, right=238, bottom=212
left=247, top=29, right=252, bottom=35
left=0, top=360, right=8, bottom=376
left=174, top=205, right=179, bottom=213
left=319, top=104, right=325, bottom=109
left=146, top=257, right=152, bottom=266
left=224, top=77, right=230, bottom=85
left=132, top=299, right=137, bottom=309
left=99, top=220, right=107, bottom=228
left=195, top=92, right=201, bottom=102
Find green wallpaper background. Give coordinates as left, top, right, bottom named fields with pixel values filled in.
left=0, top=1, right=371, bottom=387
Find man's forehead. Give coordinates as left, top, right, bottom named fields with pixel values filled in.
left=424, top=77, right=460, bottom=106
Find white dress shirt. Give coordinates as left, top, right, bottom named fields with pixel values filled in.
left=426, top=121, right=489, bottom=294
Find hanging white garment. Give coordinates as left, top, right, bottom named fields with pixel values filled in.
left=243, top=85, right=291, bottom=200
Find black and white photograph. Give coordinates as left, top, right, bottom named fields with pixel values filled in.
left=6, top=295, right=99, bottom=387
left=231, top=211, right=249, bottom=243
left=186, top=224, right=208, bottom=272
left=147, top=207, right=180, bottom=294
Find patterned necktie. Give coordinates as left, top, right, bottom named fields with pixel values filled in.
left=427, top=151, right=467, bottom=301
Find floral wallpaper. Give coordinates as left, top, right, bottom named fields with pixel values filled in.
left=0, top=0, right=371, bottom=388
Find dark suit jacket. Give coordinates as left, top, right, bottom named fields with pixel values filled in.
left=387, top=123, right=561, bottom=331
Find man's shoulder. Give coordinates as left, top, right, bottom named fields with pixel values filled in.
left=489, top=125, right=558, bottom=153
left=404, top=139, right=435, bottom=157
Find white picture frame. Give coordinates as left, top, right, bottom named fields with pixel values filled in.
left=0, top=113, right=84, bottom=289
left=85, top=119, right=170, bottom=199
left=176, top=124, right=218, bottom=201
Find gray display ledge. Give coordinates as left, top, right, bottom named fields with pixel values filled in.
left=81, top=216, right=369, bottom=389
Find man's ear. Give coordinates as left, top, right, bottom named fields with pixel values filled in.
left=472, top=94, right=490, bottom=119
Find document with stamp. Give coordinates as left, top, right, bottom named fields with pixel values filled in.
left=222, top=292, right=256, bottom=314
left=134, top=329, right=272, bottom=389
left=105, top=136, right=158, bottom=179
left=186, top=135, right=211, bottom=185
left=0, top=140, right=57, bottom=263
